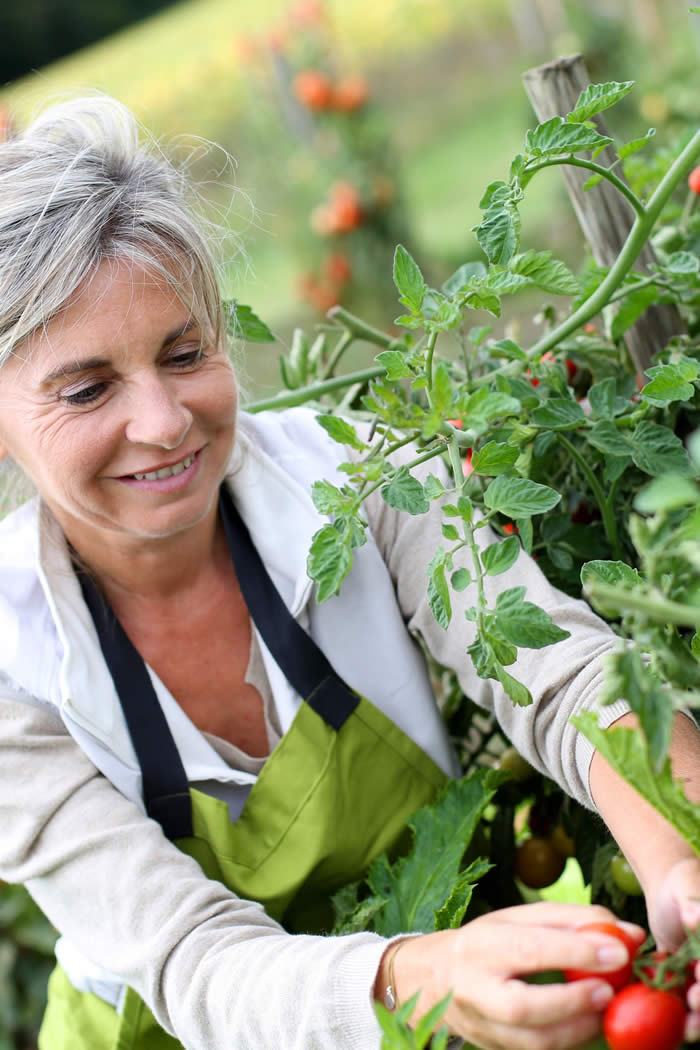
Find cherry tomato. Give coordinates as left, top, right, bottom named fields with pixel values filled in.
left=292, top=70, right=334, bottom=110
left=603, top=983, right=686, bottom=1050
left=333, top=74, right=369, bottom=111
left=610, top=853, right=643, bottom=896
left=514, top=836, right=565, bottom=889
left=564, top=922, right=639, bottom=991
left=688, top=166, right=700, bottom=195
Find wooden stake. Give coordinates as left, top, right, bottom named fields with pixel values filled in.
left=522, top=53, right=684, bottom=374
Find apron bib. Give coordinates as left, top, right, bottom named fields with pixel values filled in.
left=39, top=487, right=448, bottom=1050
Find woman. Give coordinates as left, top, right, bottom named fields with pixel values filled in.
left=0, top=96, right=699, bottom=1050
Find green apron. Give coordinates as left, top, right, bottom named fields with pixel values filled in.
left=39, top=486, right=449, bottom=1050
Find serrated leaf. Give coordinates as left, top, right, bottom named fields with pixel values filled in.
left=423, top=474, right=446, bottom=501
left=531, top=399, right=586, bottom=430
left=442, top=261, right=487, bottom=296
left=566, top=81, right=634, bottom=124
left=663, top=250, right=700, bottom=275
left=479, top=180, right=511, bottom=209
left=631, top=421, right=693, bottom=477
left=573, top=712, right=698, bottom=846
left=510, top=250, right=580, bottom=295
left=485, top=269, right=533, bottom=294
left=640, top=362, right=697, bottom=407
left=471, top=442, right=519, bottom=475
left=580, top=560, right=643, bottom=618
left=617, top=127, right=655, bottom=160
left=474, top=200, right=521, bottom=266
left=611, top=285, right=659, bottom=340
left=464, top=389, right=521, bottom=425
left=586, top=421, right=632, bottom=457
left=481, top=535, right=521, bottom=576
left=428, top=549, right=452, bottom=629
left=484, top=475, right=561, bottom=518
left=224, top=301, right=276, bottom=342
left=381, top=466, right=430, bottom=514
left=367, top=770, right=507, bottom=935
left=433, top=859, right=491, bottom=930
left=311, top=479, right=352, bottom=515
left=588, top=378, right=617, bottom=419
left=441, top=523, right=459, bottom=541
left=376, top=349, right=414, bottom=381
left=393, top=244, right=426, bottom=312
left=316, top=414, right=369, bottom=451
left=307, top=525, right=353, bottom=602
left=526, top=117, right=612, bottom=157
left=495, top=590, right=570, bottom=648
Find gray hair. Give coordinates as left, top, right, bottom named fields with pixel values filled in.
left=0, top=94, right=226, bottom=369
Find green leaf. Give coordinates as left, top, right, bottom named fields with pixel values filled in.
left=376, top=349, right=414, bottom=380
left=422, top=291, right=462, bottom=332
left=566, top=80, right=634, bottom=123
left=572, top=712, right=699, bottom=851
left=433, top=860, right=491, bottom=930
left=393, top=244, right=426, bottom=312
left=588, top=378, right=617, bottom=419
left=481, top=535, right=521, bottom=576
left=663, top=251, right=700, bottom=275
left=631, top=421, right=693, bottom=477
left=316, top=414, right=369, bottom=451
left=224, top=301, right=275, bottom=342
left=464, top=389, right=521, bottom=425
left=484, top=476, right=561, bottom=518
left=580, top=560, right=643, bottom=618
left=307, top=525, right=353, bottom=602
left=471, top=442, right=519, bottom=476
left=611, top=285, right=659, bottom=341
left=441, top=523, right=459, bottom=541
left=531, top=399, right=586, bottom=430
left=428, top=549, right=452, bottom=629
left=451, top=567, right=472, bottom=591
left=442, top=261, right=487, bottom=296
left=494, top=662, right=533, bottom=706
left=423, top=474, right=446, bottom=501
left=583, top=173, right=603, bottom=190
left=640, top=362, right=697, bottom=407
left=634, top=475, right=699, bottom=513
left=510, top=250, right=580, bottom=295
left=381, top=466, right=430, bottom=514
left=516, top=517, right=533, bottom=555
left=586, top=421, right=632, bottom=458
left=526, top=117, right=612, bottom=157
left=311, top=479, right=353, bottom=515
left=367, top=769, right=507, bottom=935
left=474, top=200, right=521, bottom=266
left=495, top=588, right=570, bottom=648
left=617, top=127, right=655, bottom=160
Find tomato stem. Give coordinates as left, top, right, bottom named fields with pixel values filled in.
left=525, top=155, right=645, bottom=217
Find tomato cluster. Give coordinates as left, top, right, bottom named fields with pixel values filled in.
left=564, top=922, right=693, bottom=1050
left=292, top=69, right=369, bottom=112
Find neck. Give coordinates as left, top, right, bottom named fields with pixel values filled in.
left=65, top=501, right=226, bottom=607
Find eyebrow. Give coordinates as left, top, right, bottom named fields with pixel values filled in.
left=39, top=321, right=199, bottom=385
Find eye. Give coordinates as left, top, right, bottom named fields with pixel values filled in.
left=60, top=381, right=108, bottom=407
left=167, top=346, right=208, bottom=369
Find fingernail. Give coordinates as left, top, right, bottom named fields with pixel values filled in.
left=591, top=985, right=613, bottom=1010
left=598, top=945, right=628, bottom=966
left=686, top=1018, right=700, bottom=1043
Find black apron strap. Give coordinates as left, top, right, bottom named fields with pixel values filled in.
left=77, top=571, right=194, bottom=840
left=217, top=485, right=360, bottom=731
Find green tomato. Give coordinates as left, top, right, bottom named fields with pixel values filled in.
left=497, top=746, right=535, bottom=782
left=610, top=853, right=643, bottom=896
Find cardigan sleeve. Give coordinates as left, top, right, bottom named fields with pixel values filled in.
left=358, top=443, right=630, bottom=809
left=0, top=688, right=389, bottom=1050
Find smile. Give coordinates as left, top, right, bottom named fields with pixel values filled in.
left=131, top=453, right=196, bottom=481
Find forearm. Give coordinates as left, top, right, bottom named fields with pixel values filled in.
left=589, top=710, right=700, bottom=893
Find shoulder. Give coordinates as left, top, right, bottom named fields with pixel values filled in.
left=235, top=406, right=355, bottom=484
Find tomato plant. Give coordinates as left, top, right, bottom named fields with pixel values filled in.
left=564, top=922, right=640, bottom=992
left=603, top=983, right=687, bottom=1050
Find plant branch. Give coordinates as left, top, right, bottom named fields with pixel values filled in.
left=585, top=582, right=700, bottom=629
left=525, top=156, right=645, bottom=216
left=557, top=433, right=621, bottom=558
left=244, top=366, right=385, bottom=413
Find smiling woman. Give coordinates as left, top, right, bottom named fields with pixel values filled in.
left=1, top=94, right=700, bottom=1050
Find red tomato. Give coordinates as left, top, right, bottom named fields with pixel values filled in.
left=639, top=951, right=694, bottom=997
left=292, top=70, right=334, bottom=111
left=688, top=166, right=700, bottom=195
left=564, top=922, right=639, bottom=992
left=333, top=74, right=369, bottom=111
left=603, top=983, right=686, bottom=1050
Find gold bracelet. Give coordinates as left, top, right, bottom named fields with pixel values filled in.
left=382, top=940, right=406, bottom=1011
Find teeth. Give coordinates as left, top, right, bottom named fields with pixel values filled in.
left=133, top=454, right=195, bottom=481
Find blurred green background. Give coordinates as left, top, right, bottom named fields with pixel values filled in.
left=2, top=0, right=698, bottom=402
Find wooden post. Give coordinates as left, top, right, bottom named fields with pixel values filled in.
left=521, top=53, right=685, bottom=374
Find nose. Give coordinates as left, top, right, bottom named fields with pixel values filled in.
left=124, top=373, right=193, bottom=450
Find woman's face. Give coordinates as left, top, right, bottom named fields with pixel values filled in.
left=0, top=259, right=238, bottom=553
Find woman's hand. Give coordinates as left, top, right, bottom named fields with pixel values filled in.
left=379, top=902, right=645, bottom=1050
